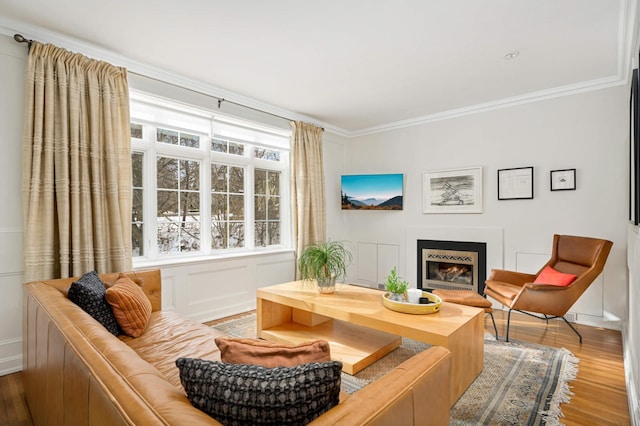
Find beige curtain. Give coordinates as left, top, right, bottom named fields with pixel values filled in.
left=22, top=42, right=132, bottom=281
left=291, top=121, right=326, bottom=278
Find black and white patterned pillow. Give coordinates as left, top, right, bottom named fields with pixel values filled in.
left=176, top=358, right=342, bottom=425
left=68, top=271, right=119, bottom=336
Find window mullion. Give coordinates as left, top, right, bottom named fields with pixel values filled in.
left=246, top=163, right=255, bottom=250
left=201, top=139, right=212, bottom=254
left=147, top=134, right=159, bottom=259
left=280, top=151, right=291, bottom=249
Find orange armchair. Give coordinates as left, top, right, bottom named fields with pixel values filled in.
left=484, top=234, right=613, bottom=342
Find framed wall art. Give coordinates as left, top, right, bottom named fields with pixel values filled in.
left=550, top=169, right=576, bottom=191
left=422, top=167, right=482, bottom=214
left=497, top=166, right=534, bottom=200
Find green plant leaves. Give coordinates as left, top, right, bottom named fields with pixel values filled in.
left=384, top=266, right=408, bottom=294
left=298, top=241, right=352, bottom=282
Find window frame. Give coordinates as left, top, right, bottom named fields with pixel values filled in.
left=130, top=92, right=291, bottom=265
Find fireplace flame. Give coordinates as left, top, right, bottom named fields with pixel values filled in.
left=435, top=265, right=470, bottom=282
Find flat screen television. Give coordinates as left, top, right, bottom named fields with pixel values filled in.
left=341, top=173, right=403, bottom=210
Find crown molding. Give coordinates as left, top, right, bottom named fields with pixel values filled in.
left=349, top=75, right=626, bottom=138
left=1, top=0, right=636, bottom=140
left=0, top=17, right=351, bottom=138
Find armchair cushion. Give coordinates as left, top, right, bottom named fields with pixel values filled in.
left=533, top=266, right=577, bottom=287
left=484, top=280, right=521, bottom=300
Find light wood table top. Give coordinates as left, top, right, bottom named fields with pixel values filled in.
left=257, top=281, right=484, bottom=405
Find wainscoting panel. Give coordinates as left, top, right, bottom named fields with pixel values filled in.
left=355, top=242, right=399, bottom=288
left=159, top=271, right=177, bottom=311
left=569, top=276, right=604, bottom=317
left=187, top=266, right=250, bottom=307
left=185, top=266, right=250, bottom=322
left=377, top=244, right=400, bottom=286
left=0, top=272, right=24, bottom=375
left=255, top=258, right=296, bottom=289
left=515, top=251, right=548, bottom=274
left=626, top=226, right=640, bottom=425
left=357, top=242, right=378, bottom=284
left=0, top=229, right=22, bottom=274
left=147, top=251, right=296, bottom=323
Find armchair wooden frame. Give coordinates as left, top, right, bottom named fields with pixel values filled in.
left=484, top=234, right=613, bottom=343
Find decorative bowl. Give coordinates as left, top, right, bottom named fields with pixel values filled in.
left=382, top=291, right=442, bottom=314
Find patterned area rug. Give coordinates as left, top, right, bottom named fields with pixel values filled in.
left=212, top=314, right=578, bottom=426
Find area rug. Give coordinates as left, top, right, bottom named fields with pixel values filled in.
left=212, top=314, right=579, bottom=426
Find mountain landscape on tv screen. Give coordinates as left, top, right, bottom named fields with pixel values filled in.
left=342, top=194, right=403, bottom=210
left=341, top=173, right=404, bottom=211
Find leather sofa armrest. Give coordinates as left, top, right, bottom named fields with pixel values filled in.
left=310, top=346, right=452, bottom=426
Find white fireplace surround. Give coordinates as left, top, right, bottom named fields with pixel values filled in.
left=405, top=226, right=504, bottom=288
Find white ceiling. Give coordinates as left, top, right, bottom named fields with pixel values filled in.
left=0, top=0, right=637, bottom=136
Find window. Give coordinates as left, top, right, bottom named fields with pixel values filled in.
left=130, top=93, right=291, bottom=262
left=156, top=156, right=201, bottom=254
left=254, top=169, right=281, bottom=246
left=211, top=163, right=245, bottom=249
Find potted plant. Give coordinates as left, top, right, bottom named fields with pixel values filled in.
left=298, top=241, right=352, bottom=294
left=385, top=266, right=408, bottom=302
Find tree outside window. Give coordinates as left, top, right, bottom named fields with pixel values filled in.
left=132, top=151, right=144, bottom=257
left=129, top=97, right=289, bottom=260
left=156, top=156, right=201, bottom=254
left=211, top=163, right=245, bottom=249
left=255, top=168, right=281, bottom=247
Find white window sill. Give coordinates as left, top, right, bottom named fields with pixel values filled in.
left=133, top=248, right=295, bottom=270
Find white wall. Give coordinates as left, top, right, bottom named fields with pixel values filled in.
left=0, top=33, right=301, bottom=375
left=331, top=86, right=628, bottom=330
left=331, top=80, right=638, bottom=418
left=0, top=34, right=27, bottom=375
left=626, top=227, right=640, bottom=423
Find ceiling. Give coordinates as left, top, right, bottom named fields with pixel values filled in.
left=0, top=0, right=636, bottom=136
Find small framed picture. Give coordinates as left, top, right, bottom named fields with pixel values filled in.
left=497, top=167, right=534, bottom=200
left=550, top=169, right=576, bottom=191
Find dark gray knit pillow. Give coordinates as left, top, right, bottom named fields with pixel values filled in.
left=68, top=271, right=119, bottom=336
left=176, top=358, right=342, bottom=425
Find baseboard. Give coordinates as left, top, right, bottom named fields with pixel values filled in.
left=0, top=337, right=22, bottom=376
left=0, top=354, right=22, bottom=376
left=491, top=305, right=622, bottom=331
left=629, top=375, right=640, bottom=426
left=190, top=300, right=257, bottom=324
left=622, top=322, right=640, bottom=426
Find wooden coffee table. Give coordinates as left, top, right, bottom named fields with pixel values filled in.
left=256, top=281, right=484, bottom=405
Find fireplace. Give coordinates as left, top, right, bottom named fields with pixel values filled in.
left=417, top=239, right=487, bottom=294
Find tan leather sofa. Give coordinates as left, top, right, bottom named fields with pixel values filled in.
left=24, top=270, right=452, bottom=425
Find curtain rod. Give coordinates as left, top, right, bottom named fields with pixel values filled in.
left=128, top=70, right=324, bottom=131
left=13, top=33, right=33, bottom=48
left=13, top=33, right=324, bottom=131
left=128, top=70, right=302, bottom=126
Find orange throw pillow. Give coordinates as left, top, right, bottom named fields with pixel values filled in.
left=215, top=337, right=331, bottom=368
left=105, top=273, right=152, bottom=337
left=533, top=266, right=577, bottom=287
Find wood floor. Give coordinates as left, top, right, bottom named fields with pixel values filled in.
left=0, top=310, right=630, bottom=425
left=490, top=310, right=630, bottom=426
